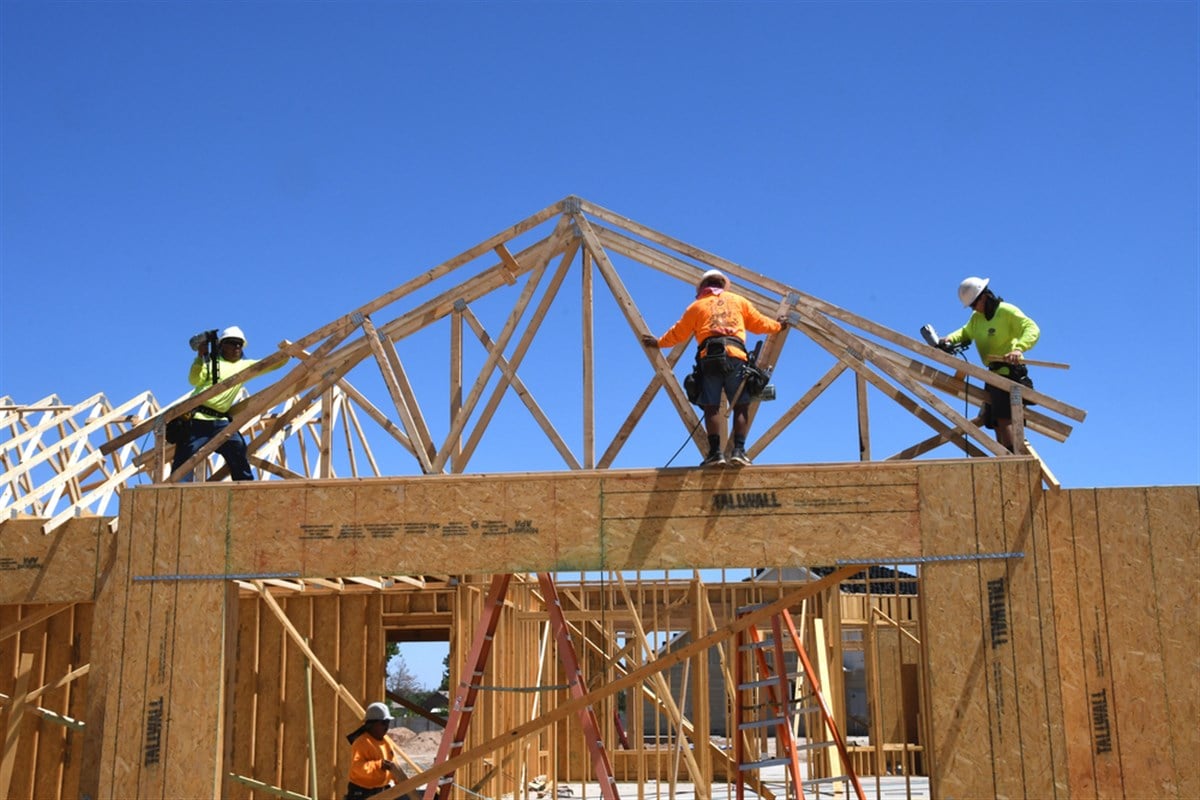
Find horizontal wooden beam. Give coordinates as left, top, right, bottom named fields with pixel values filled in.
left=106, top=460, right=1040, bottom=578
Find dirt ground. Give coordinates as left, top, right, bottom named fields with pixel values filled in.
left=388, top=726, right=445, bottom=767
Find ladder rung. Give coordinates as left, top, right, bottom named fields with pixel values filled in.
left=741, top=758, right=795, bottom=773
left=739, top=716, right=787, bottom=730
left=795, top=739, right=836, bottom=752
left=739, top=639, right=775, bottom=651
left=736, top=603, right=770, bottom=614
left=804, top=775, right=851, bottom=786
left=738, top=677, right=786, bottom=690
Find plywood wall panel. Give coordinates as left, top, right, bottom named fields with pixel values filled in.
left=1044, top=489, right=1096, bottom=796
left=0, top=518, right=108, bottom=604
left=98, top=487, right=156, bottom=797
left=998, top=459, right=1059, bottom=798
left=168, top=488, right=237, bottom=796
left=1027, top=484, right=1070, bottom=799
left=1068, top=491, right=1125, bottom=797
left=971, top=460, right=1023, bottom=799
left=1146, top=486, right=1200, bottom=799
left=183, top=465, right=934, bottom=576
left=1095, top=488, right=1176, bottom=797
left=178, top=486, right=231, bottom=576
left=918, top=461, right=995, bottom=800
left=230, top=484, right=303, bottom=574
left=132, top=487, right=182, bottom=800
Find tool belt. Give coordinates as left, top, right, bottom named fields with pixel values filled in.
left=988, top=361, right=1030, bottom=382
left=194, top=405, right=231, bottom=420
left=696, top=336, right=746, bottom=375
left=697, top=335, right=747, bottom=360
left=164, top=405, right=229, bottom=445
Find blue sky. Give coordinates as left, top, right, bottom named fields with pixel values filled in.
left=2, top=3, right=1197, bottom=685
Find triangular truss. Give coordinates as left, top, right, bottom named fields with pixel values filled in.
left=1, top=386, right=403, bottom=534
left=16, top=196, right=1083, bottom=513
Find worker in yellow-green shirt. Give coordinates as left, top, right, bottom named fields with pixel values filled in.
left=940, top=277, right=1041, bottom=452
left=169, top=326, right=282, bottom=480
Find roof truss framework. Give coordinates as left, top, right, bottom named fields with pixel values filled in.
left=0, top=385, right=400, bottom=534
left=12, top=196, right=1085, bottom=526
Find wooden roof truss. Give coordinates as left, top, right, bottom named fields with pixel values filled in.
left=75, top=196, right=1080, bottom=491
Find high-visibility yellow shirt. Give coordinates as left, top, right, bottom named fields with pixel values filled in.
left=187, top=355, right=282, bottom=420
left=657, top=291, right=782, bottom=361
left=944, top=301, right=1040, bottom=375
left=347, top=732, right=398, bottom=789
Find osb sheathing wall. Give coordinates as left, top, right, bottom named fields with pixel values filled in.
left=919, top=465, right=1199, bottom=800
left=2, top=460, right=1198, bottom=799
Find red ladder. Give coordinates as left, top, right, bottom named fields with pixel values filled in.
left=423, top=573, right=619, bottom=800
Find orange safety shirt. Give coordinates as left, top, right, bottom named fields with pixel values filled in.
left=347, top=731, right=398, bottom=789
left=656, top=290, right=782, bottom=361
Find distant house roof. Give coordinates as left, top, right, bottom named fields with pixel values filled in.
left=749, top=565, right=919, bottom=596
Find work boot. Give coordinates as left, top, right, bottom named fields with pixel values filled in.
left=701, top=450, right=726, bottom=467
left=729, top=447, right=752, bottom=467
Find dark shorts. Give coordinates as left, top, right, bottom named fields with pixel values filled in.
left=981, top=365, right=1034, bottom=428
left=697, top=356, right=749, bottom=408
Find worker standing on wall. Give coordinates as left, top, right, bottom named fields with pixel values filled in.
left=169, top=325, right=281, bottom=480
left=642, top=269, right=786, bottom=467
left=938, top=277, right=1040, bottom=452
left=344, top=702, right=406, bottom=799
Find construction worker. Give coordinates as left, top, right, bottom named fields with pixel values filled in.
left=939, top=277, right=1040, bottom=452
left=344, top=702, right=405, bottom=799
left=170, top=326, right=281, bottom=480
left=642, top=269, right=785, bottom=466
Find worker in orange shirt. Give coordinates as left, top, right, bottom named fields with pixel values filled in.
left=344, top=702, right=405, bottom=799
left=643, top=269, right=786, bottom=466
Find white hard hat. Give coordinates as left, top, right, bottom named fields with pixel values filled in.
left=364, top=702, right=392, bottom=722
left=218, top=326, right=247, bottom=345
left=696, top=269, right=728, bottom=290
left=957, top=277, right=990, bottom=307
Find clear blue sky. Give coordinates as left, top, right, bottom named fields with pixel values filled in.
left=2, top=3, right=1197, bottom=686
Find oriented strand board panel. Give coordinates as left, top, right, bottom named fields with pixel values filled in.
left=1145, top=487, right=1200, bottom=799
left=141, top=460, right=962, bottom=577
left=1043, top=488, right=1097, bottom=797
left=918, top=459, right=1068, bottom=799
left=96, top=487, right=232, bottom=800
left=1095, top=487, right=1190, bottom=798
left=918, top=459, right=996, bottom=799
left=0, top=517, right=114, bottom=604
left=922, top=478, right=1200, bottom=800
